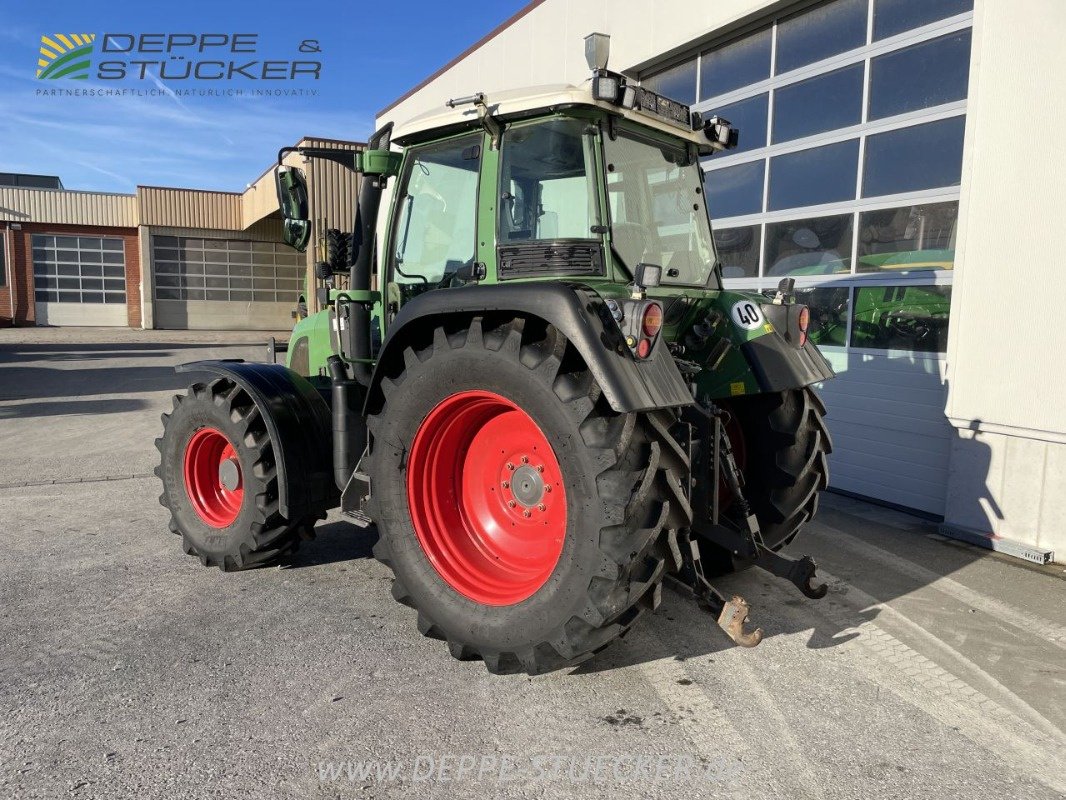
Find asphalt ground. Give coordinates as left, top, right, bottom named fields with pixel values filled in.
left=1, top=327, right=1064, bottom=799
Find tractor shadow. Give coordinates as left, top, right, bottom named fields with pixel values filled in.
left=571, top=570, right=877, bottom=674
left=572, top=491, right=1002, bottom=674
left=283, top=520, right=378, bottom=568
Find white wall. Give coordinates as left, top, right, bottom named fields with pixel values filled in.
left=947, top=0, right=1066, bottom=437
left=942, top=0, right=1066, bottom=557
left=33, top=302, right=127, bottom=327
left=153, top=300, right=293, bottom=331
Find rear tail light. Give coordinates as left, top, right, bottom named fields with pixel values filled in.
left=797, top=305, right=810, bottom=347
left=641, top=303, right=663, bottom=338
left=614, top=299, right=663, bottom=360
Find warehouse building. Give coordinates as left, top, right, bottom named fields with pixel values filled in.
left=374, top=0, right=1065, bottom=560
left=0, top=138, right=362, bottom=331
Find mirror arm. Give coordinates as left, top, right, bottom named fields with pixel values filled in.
left=277, top=146, right=358, bottom=171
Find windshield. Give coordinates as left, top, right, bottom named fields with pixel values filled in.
left=603, top=131, right=719, bottom=288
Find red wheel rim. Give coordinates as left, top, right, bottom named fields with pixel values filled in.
left=406, top=390, right=567, bottom=606
left=183, top=427, right=244, bottom=528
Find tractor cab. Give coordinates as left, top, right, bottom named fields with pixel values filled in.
left=385, top=103, right=722, bottom=304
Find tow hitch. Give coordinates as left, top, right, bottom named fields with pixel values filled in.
left=676, top=401, right=828, bottom=646
left=679, top=529, right=764, bottom=647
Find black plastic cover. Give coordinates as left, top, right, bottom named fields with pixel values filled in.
left=176, top=360, right=339, bottom=520
left=740, top=335, right=836, bottom=393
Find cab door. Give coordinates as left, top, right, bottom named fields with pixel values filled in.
left=383, top=132, right=484, bottom=319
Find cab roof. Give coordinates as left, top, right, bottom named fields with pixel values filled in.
left=390, top=81, right=711, bottom=149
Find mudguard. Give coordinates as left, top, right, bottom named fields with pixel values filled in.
left=365, top=281, right=694, bottom=416
left=176, top=360, right=339, bottom=520
left=741, top=335, right=835, bottom=393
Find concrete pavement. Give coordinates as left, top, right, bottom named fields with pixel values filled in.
left=1, top=328, right=1064, bottom=799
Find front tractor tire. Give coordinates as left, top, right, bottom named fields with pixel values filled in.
left=155, top=378, right=315, bottom=571
left=367, top=317, right=692, bottom=674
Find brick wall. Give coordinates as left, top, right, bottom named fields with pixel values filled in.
left=0, top=223, right=140, bottom=328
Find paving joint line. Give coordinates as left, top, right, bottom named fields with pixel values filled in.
left=0, top=473, right=154, bottom=490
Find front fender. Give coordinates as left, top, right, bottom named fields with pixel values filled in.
left=365, top=282, right=694, bottom=416
left=176, top=360, right=338, bottom=520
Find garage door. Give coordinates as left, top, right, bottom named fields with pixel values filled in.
left=32, top=234, right=128, bottom=326
left=152, top=236, right=304, bottom=330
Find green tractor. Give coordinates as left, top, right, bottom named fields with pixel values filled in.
left=156, top=34, right=834, bottom=673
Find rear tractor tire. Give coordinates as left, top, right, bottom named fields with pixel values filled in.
left=155, top=378, right=317, bottom=571
left=701, top=387, right=832, bottom=573
left=367, top=317, right=692, bottom=674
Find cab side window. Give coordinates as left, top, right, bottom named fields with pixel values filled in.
left=390, top=134, right=481, bottom=289
left=498, top=117, right=597, bottom=243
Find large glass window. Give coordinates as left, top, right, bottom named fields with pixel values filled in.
left=705, top=160, right=764, bottom=218
left=795, top=285, right=851, bottom=346
left=764, top=214, right=853, bottom=277
left=714, top=225, right=760, bottom=279
left=393, top=133, right=481, bottom=284
left=700, top=27, right=772, bottom=100
left=869, top=31, right=971, bottom=120
left=768, top=139, right=859, bottom=210
left=643, top=58, right=698, bottom=105
left=33, top=235, right=126, bottom=304
left=772, top=64, right=864, bottom=143
left=775, top=0, right=868, bottom=74
left=858, top=201, right=958, bottom=272
left=873, top=0, right=973, bottom=41
left=863, top=116, right=965, bottom=197
left=851, top=284, right=951, bottom=352
left=652, top=0, right=971, bottom=353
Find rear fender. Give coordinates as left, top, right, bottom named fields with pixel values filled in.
left=694, top=291, right=835, bottom=399
left=364, top=281, right=695, bottom=416
left=176, top=360, right=339, bottom=520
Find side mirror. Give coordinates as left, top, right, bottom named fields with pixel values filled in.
left=274, top=165, right=311, bottom=252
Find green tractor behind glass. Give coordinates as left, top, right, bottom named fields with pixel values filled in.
left=156, top=34, right=835, bottom=673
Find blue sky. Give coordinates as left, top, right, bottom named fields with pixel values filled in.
left=0, top=0, right=527, bottom=193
